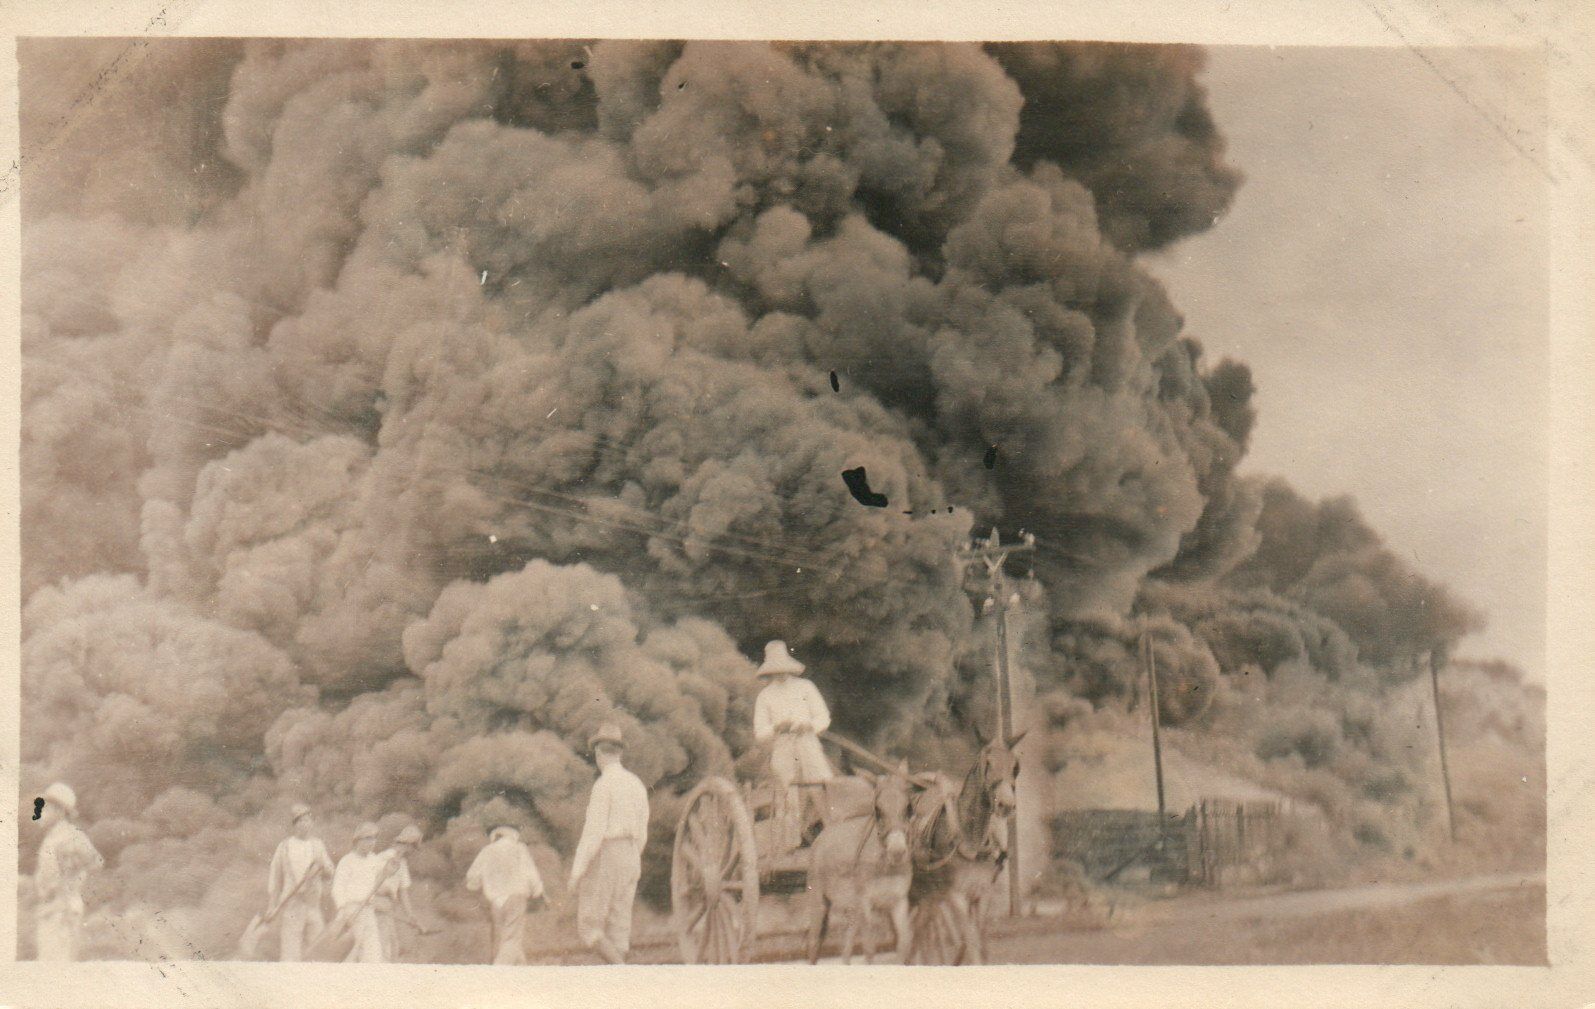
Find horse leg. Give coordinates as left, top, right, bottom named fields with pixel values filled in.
left=889, top=894, right=912, bottom=964
left=903, top=901, right=925, bottom=964
left=965, top=890, right=986, bottom=966
left=805, top=889, right=831, bottom=965
left=946, top=894, right=971, bottom=966
left=839, top=895, right=861, bottom=965
left=860, top=895, right=876, bottom=965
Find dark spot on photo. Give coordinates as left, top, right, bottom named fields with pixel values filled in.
left=841, top=467, right=889, bottom=508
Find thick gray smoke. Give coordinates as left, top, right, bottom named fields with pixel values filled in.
left=19, top=39, right=1540, bottom=960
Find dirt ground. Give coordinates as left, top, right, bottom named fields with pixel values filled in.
left=987, top=875, right=1546, bottom=965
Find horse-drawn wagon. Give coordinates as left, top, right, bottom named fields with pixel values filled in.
left=668, top=730, right=1024, bottom=965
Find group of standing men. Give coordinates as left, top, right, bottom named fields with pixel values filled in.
left=266, top=809, right=424, bottom=962
left=261, top=720, right=649, bottom=965
left=31, top=639, right=832, bottom=966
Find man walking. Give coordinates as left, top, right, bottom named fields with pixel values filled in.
left=569, top=723, right=649, bottom=964
left=466, top=824, right=545, bottom=964
left=266, top=803, right=335, bottom=961
left=32, top=782, right=103, bottom=962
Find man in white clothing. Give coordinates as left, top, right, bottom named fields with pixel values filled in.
left=32, top=782, right=103, bottom=962
left=569, top=722, right=649, bottom=964
left=373, top=824, right=423, bottom=961
left=752, top=641, right=833, bottom=847
left=330, top=822, right=400, bottom=963
left=466, top=824, right=545, bottom=964
left=266, top=802, right=335, bottom=961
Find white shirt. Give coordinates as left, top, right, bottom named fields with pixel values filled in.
left=375, top=849, right=412, bottom=898
left=466, top=835, right=545, bottom=907
left=753, top=676, right=831, bottom=742
left=569, top=762, right=650, bottom=882
left=331, top=850, right=405, bottom=909
left=268, top=835, right=333, bottom=905
left=283, top=837, right=322, bottom=881
left=35, top=820, right=102, bottom=908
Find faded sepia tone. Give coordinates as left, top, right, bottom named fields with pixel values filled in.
left=14, top=36, right=1547, bottom=971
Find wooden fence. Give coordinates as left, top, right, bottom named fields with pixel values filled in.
left=1053, top=799, right=1321, bottom=887
left=1183, top=798, right=1287, bottom=886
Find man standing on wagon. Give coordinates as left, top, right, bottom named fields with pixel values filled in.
left=569, top=722, right=649, bottom=964
left=752, top=641, right=833, bottom=849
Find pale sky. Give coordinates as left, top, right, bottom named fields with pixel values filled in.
left=1151, top=46, right=1549, bottom=677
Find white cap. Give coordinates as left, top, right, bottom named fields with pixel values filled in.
left=41, top=782, right=77, bottom=816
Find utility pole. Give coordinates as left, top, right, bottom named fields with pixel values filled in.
left=1428, top=647, right=1457, bottom=843
left=957, top=527, right=1035, bottom=916
left=1140, top=625, right=1168, bottom=820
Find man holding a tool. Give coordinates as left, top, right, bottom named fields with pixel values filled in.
left=330, top=822, right=395, bottom=962
left=265, top=802, right=336, bottom=962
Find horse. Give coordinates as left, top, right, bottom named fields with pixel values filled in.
left=903, top=728, right=1025, bottom=965
left=804, top=768, right=914, bottom=964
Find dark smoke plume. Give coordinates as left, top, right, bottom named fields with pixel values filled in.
left=18, top=39, right=1539, bottom=960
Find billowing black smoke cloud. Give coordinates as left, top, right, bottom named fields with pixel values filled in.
left=19, top=39, right=1537, bottom=960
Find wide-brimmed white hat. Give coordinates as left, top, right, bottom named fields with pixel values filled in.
left=757, top=640, right=805, bottom=677
left=42, top=782, right=77, bottom=816
left=353, top=821, right=380, bottom=841
left=588, top=722, right=626, bottom=750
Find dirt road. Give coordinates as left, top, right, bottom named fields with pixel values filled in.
left=784, top=871, right=1545, bottom=966
left=988, top=871, right=1545, bottom=965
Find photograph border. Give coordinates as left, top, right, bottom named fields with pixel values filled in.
left=1, top=1, right=1590, bottom=1005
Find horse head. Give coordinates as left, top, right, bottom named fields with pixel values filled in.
left=860, top=765, right=912, bottom=862
left=975, top=728, right=1026, bottom=820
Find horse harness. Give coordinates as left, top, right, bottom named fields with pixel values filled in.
left=909, top=759, right=1010, bottom=873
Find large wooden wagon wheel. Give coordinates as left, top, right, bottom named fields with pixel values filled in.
left=671, top=777, right=760, bottom=964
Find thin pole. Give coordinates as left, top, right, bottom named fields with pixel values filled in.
left=1144, top=628, right=1167, bottom=820
left=956, top=529, right=1033, bottom=918
left=992, top=562, right=1022, bottom=916
left=1428, top=649, right=1457, bottom=843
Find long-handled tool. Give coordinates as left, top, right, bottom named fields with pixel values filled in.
left=306, top=856, right=399, bottom=961
left=307, top=854, right=437, bottom=960
left=237, top=861, right=324, bottom=959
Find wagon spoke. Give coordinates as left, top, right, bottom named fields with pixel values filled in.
left=681, top=843, right=711, bottom=884
left=683, top=893, right=712, bottom=938
left=685, top=805, right=715, bottom=868
left=705, top=901, right=727, bottom=963
left=721, top=897, right=744, bottom=961
left=701, top=797, right=730, bottom=872
left=716, top=902, right=739, bottom=963
left=719, top=834, right=743, bottom=878
left=673, top=779, right=760, bottom=966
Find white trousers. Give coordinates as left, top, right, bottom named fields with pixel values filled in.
left=278, top=900, right=325, bottom=962
left=35, top=898, right=82, bottom=961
